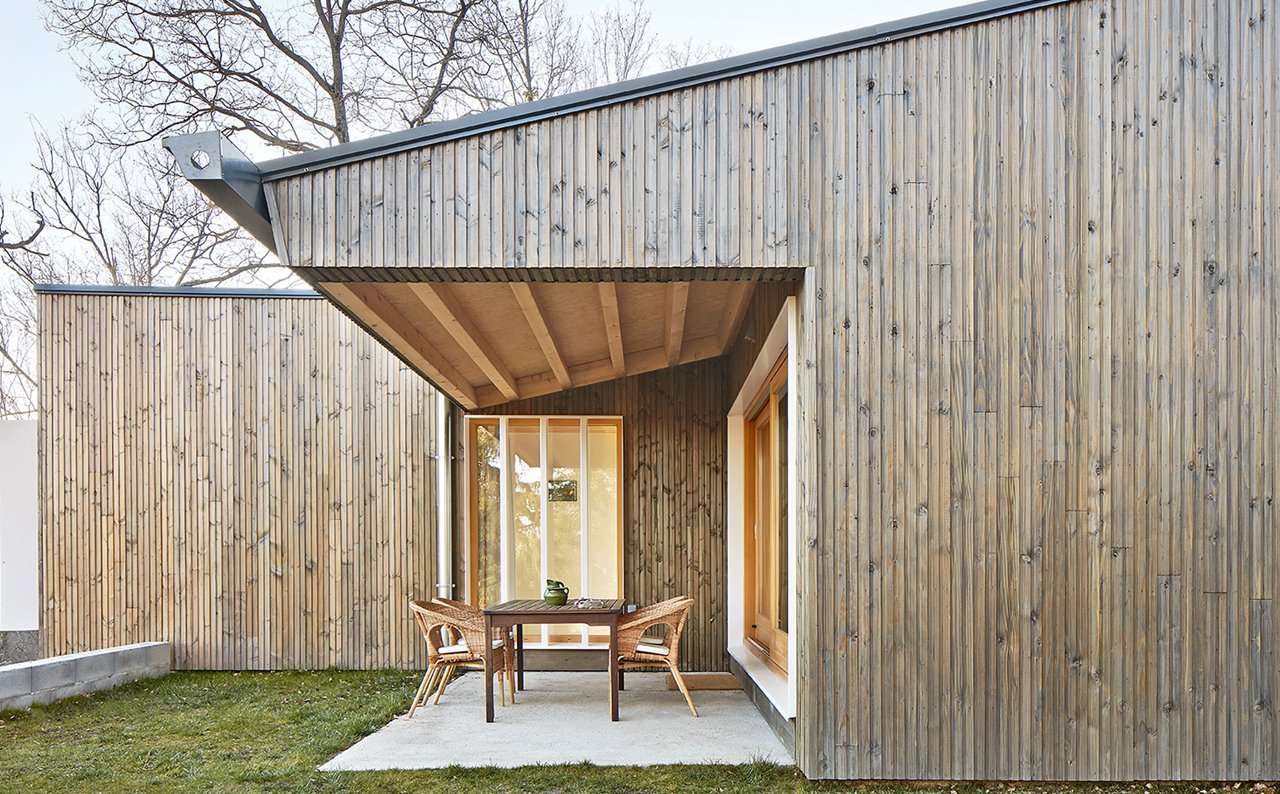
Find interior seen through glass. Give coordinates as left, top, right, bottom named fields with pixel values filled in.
left=471, top=416, right=622, bottom=646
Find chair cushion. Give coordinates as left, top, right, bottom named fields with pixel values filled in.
left=635, top=643, right=670, bottom=656
left=437, top=639, right=503, bottom=655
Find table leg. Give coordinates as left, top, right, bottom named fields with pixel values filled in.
left=485, top=615, right=496, bottom=723
left=516, top=623, right=525, bottom=691
left=608, top=616, right=620, bottom=722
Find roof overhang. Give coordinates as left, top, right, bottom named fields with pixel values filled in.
left=309, top=275, right=768, bottom=410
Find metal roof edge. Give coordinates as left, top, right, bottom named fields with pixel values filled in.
left=257, top=0, right=1071, bottom=180
left=33, top=283, right=323, bottom=299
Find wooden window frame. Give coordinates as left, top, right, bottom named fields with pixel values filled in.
left=743, top=351, right=789, bottom=676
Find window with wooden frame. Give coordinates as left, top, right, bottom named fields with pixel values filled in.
left=743, top=352, right=789, bottom=675
left=465, top=416, right=623, bottom=647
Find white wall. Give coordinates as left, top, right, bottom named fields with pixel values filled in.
left=0, top=420, right=38, bottom=632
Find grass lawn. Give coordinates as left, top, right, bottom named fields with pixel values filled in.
left=0, top=670, right=1247, bottom=793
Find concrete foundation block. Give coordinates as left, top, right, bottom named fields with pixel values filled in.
left=0, top=666, right=33, bottom=700
left=0, top=642, right=171, bottom=712
left=75, top=651, right=115, bottom=681
left=31, top=658, right=77, bottom=691
left=143, top=643, right=171, bottom=668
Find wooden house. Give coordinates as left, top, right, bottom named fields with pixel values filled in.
left=42, top=0, right=1279, bottom=781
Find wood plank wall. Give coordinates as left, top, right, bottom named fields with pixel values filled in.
left=794, top=0, right=1280, bottom=781
left=258, top=0, right=1278, bottom=780
left=476, top=359, right=730, bottom=672
left=39, top=292, right=445, bottom=670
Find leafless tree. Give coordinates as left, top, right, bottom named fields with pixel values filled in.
left=46, top=0, right=492, bottom=152
left=0, top=197, right=44, bottom=255
left=0, top=197, right=48, bottom=418
left=586, top=0, right=659, bottom=85
left=3, top=128, right=284, bottom=288
left=0, top=129, right=293, bottom=417
left=464, top=0, right=726, bottom=110
left=7, top=0, right=729, bottom=417
left=466, top=0, right=583, bottom=107
left=658, top=38, right=732, bottom=71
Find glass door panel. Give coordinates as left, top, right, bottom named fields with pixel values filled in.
left=508, top=419, right=544, bottom=644
left=744, top=353, right=789, bottom=675
left=775, top=386, right=789, bottom=638
left=752, top=413, right=775, bottom=649
left=586, top=421, right=621, bottom=642
left=547, top=419, right=583, bottom=642
left=472, top=421, right=502, bottom=607
left=467, top=416, right=623, bottom=648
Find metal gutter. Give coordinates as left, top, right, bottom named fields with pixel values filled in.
left=34, top=283, right=322, bottom=299
left=161, top=131, right=275, bottom=248
left=255, top=0, right=1071, bottom=180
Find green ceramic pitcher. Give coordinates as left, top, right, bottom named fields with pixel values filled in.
left=543, top=579, right=569, bottom=606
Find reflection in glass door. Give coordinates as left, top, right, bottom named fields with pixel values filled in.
left=468, top=416, right=623, bottom=646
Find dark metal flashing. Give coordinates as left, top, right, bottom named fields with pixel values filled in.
left=162, top=131, right=276, bottom=249
left=34, top=283, right=322, bottom=300
left=257, top=0, right=1071, bottom=180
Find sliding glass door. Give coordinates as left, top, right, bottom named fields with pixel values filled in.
left=467, top=416, right=622, bottom=646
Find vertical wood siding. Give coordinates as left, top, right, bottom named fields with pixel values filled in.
left=39, top=293, right=445, bottom=670
left=205, top=0, right=1276, bottom=780
left=793, top=0, right=1279, bottom=781
left=477, top=359, right=730, bottom=672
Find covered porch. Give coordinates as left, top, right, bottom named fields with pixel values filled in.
left=311, top=266, right=805, bottom=753
left=166, top=114, right=808, bottom=761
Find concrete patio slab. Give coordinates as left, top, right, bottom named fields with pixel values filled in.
left=320, top=671, right=791, bottom=770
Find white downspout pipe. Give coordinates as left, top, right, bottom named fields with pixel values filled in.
left=435, top=396, right=454, bottom=598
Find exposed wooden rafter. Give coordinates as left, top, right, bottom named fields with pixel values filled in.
left=716, top=281, right=757, bottom=352
left=323, top=282, right=479, bottom=409
left=510, top=282, right=572, bottom=390
left=598, top=283, right=625, bottom=377
left=664, top=282, right=690, bottom=366
left=408, top=283, right=520, bottom=401
left=472, top=333, right=723, bottom=407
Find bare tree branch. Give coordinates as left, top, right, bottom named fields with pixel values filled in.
left=46, top=0, right=486, bottom=151
left=586, top=0, right=657, bottom=85
left=0, top=128, right=295, bottom=416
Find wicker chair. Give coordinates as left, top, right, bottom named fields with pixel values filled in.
left=407, top=599, right=515, bottom=717
left=431, top=596, right=518, bottom=698
left=616, top=596, right=699, bottom=716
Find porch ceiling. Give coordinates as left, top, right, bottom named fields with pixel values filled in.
left=320, top=279, right=756, bottom=409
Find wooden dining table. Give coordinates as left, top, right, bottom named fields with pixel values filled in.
left=482, top=598, right=627, bottom=723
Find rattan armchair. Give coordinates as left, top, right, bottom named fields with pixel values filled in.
left=616, top=596, right=699, bottom=716
left=407, top=599, right=515, bottom=717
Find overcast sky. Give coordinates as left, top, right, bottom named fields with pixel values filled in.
left=0, top=0, right=966, bottom=189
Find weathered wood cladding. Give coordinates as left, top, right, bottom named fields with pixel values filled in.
left=266, top=47, right=837, bottom=273
left=726, top=281, right=800, bottom=395
left=475, top=360, right=731, bottom=673
left=793, top=0, right=1280, bottom=781
left=249, top=0, right=1277, bottom=781
left=39, top=292, right=445, bottom=670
